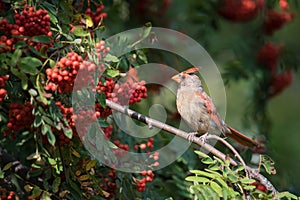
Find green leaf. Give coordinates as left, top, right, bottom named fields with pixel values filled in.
left=32, top=35, right=52, bottom=44
left=194, top=150, right=210, bottom=158
left=41, top=192, right=51, bottom=200
left=106, top=69, right=119, bottom=77
left=104, top=54, right=119, bottom=63
left=215, top=177, right=228, bottom=188
left=274, top=191, right=298, bottom=199
left=47, top=129, right=56, bottom=146
left=52, top=177, right=61, bottom=193
left=73, top=26, right=90, bottom=37
left=31, top=186, right=42, bottom=198
left=18, top=57, right=42, bottom=75
left=63, top=127, right=73, bottom=139
left=47, top=157, right=57, bottom=165
left=190, top=170, right=218, bottom=179
left=97, top=92, right=106, bottom=107
left=3, top=162, right=12, bottom=171
left=36, top=75, right=48, bottom=104
left=210, top=181, right=222, bottom=197
left=0, top=168, right=4, bottom=179
left=42, top=124, right=51, bottom=135
left=201, top=156, right=215, bottom=164
left=34, top=117, right=42, bottom=128
left=185, top=176, right=210, bottom=183
left=29, top=88, right=38, bottom=96
left=227, top=173, right=239, bottom=183
left=260, top=154, right=276, bottom=175
left=240, top=178, right=256, bottom=185
left=12, top=48, right=22, bottom=63
left=83, top=14, right=94, bottom=27
left=141, top=24, right=152, bottom=40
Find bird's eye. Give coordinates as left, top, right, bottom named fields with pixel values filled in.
left=187, top=72, right=195, bottom=75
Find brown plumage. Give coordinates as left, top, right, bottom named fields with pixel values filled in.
left=172, top=67, right=257, bottom=148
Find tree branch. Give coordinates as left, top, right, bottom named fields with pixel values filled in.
left=105, top=99, right=278, bottom=195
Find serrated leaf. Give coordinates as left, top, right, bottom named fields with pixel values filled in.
left=243, top=185, right=256, bottom=190
left=190, top=170, right=217, bottom=179
left=215, top=177, right=228, bottom=188
left=240, top=178, right=256, bottom=184
left=34, top=116, right=42, bottom=127
left=106, top=69, right=119, bottom=77
left=227, top=173, right=238, bottom=183
left=41, top=192, right=51, bottom=200
left=194, top=150, right=210, bottom=158
left=274, top=191, right=298, bottom=199
left=32, top=35, right=52, bottom=44
left=42, top=124, right=50, bottom=135
left=210, top=181, right=222, bottom=197
left=29, top=88, right=38, bottom=96
left=201, top=156, right=215, bottom=164
left=97, top=92, right=106, bottom=107
left=79, top=174, right=89, bottom=181
left=185, top=176, right=210, bottom=183
left=104, top=54, right=119, bottom=63
left=3, top=162, right=12, bottom=171
left=52, top=177, right=61, bottom=193
left=260, top=154, right=276, bottom=175
left=47, top=129, right=56, bottom=146
left=47, top=157, right=56, bottom=165
left=18, top=57, right=42, bottom=75
left=72, top=148, right=81, bottom=158
left=63, top=128, right=73, bottom=139
left=86, top=160, right=97, bottom=171
left=31, top=186, right=42, bottom=198
left=83, top=14, right=93, bottom=27
left=73, top=26, right=90, bottom=37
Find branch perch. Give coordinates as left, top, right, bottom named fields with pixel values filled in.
left=105, top=99, right=278, bottom=195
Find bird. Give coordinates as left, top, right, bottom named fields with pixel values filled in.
left=171, top=67, right=257, bottom=148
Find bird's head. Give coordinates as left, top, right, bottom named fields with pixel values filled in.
left=171, top=67, right=202, bottom=87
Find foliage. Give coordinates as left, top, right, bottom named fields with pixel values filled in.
left=0, top=0, right=299, bottom=199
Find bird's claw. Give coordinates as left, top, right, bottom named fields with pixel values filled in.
left=187, top=132, right=209, bottom=144
left=187, top=132, right=198, bottom=143
left=197, top=133, right=209, bottom=144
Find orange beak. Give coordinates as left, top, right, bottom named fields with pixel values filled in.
left=171, top=74, right=181, bottom=83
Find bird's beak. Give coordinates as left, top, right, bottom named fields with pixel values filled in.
left=171, top=74, right=180, bottom=83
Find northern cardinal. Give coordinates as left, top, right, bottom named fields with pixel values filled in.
left=172, top=67, right=257, bottom=148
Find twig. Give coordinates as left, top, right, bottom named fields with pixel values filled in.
left=206, top=134, right=248, bottom=177
left=105, top=99, right=278, bottom=195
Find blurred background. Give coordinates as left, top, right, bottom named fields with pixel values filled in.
left=103, top=0, right=300, bottom=195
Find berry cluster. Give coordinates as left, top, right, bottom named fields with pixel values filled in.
left=102, top=124, right=113, bottom=138
left=0, top=75, right=9, bottom=102
left=5, top=102, right=34, bottom=138
left=252, top=181, right=267, bottom=193
left=134, top=137, right=155, bottom=152
left=0, top=6, right=52, bottom=52
left=46, top=41, right=109, bottom=93
left=0, top=187, right=16, bottom=200
left=98, top=169, right=117, bottom=198
left=256, top=0, right=294, bottom=97
left=85, top=4, right=107, bottom=27
left=54, top=101, right=75, bottom=144
left=113, top=80, right=148, bottom=105
left=136, top=170, right=155, bottom=192
left=263, top=0, right=294, bottom=35
left=113, top=139, right=130, bottom=158
left=218, top=0, right=264, bottom=22
left=269, top=70, right=292, bottom=97
left=257, top=42, right=283, bottom=70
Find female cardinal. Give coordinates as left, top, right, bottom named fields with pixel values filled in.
left=172, top=67, right=257, bottom=148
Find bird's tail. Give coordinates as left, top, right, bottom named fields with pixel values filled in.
left=226, top=126, right=258, bottom=148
